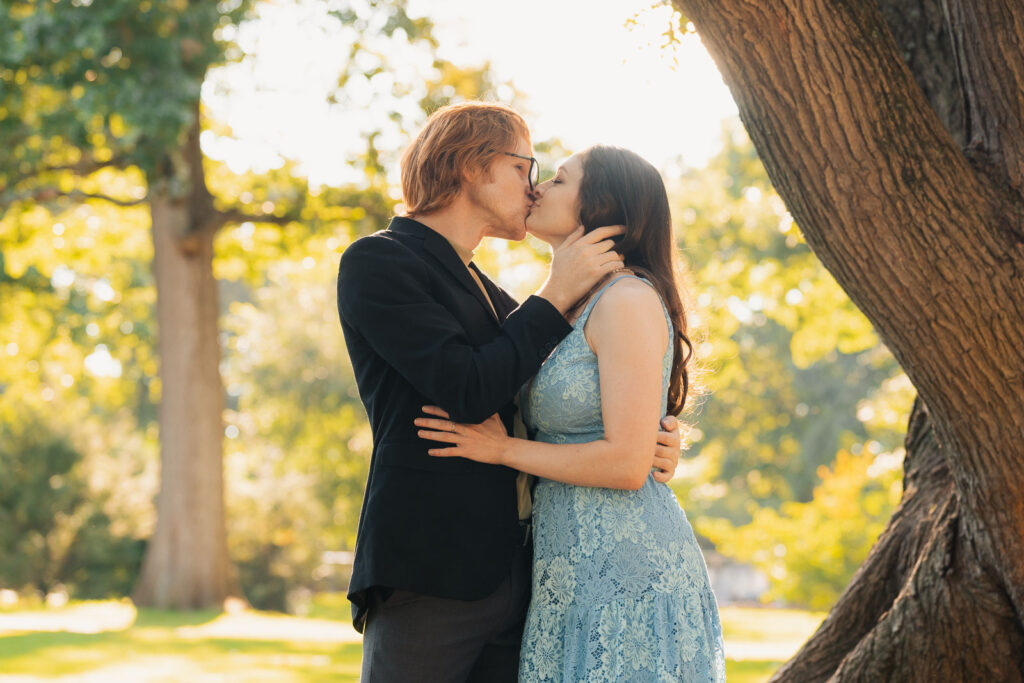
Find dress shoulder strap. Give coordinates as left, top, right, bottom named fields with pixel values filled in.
left=577, top=273, right=643, bottom=326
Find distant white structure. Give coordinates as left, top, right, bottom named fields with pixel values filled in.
left=316, top=550, right=355, bottom=591
left=704, top=550, right=769, bottom=604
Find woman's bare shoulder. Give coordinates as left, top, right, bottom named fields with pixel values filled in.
left=586, top=275, right=667, bottom=348
left=593, top=275, right=662, bottom=313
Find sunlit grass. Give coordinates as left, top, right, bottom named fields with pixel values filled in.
left=0, top=598, right=824, bottom=682
left=726, top=658, right=788, bottom=683
left=302, top=591, right=351, bottom=622
left=722, top=605, right=826, bottom=643
left=0, top=599, right=362, bottom=681
left=721, top=605, right=826, bottom=682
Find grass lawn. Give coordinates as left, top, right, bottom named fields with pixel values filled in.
left=0, top=598, right=823, bottom=681
left=720, top=606, right=826, bottom=682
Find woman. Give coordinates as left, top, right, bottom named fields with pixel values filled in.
left=416, top=146, right=725, bottom=682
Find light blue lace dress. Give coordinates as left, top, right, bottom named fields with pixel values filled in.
left=519, top=275, right=726, bottom=682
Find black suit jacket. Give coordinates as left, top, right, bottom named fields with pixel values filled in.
left=336, top=216, right=571, bottom=631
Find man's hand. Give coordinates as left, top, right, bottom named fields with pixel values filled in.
left=652, top=415, right=681, bottom=484
left=537, top=225, right=625, bottom=315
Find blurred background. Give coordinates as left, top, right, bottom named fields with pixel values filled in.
left=0, top=0, right=911, bottom=680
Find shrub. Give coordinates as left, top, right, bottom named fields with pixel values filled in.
left=697, top=448, right=902, bottom=610
left=0, top=417, right=142, bottom=598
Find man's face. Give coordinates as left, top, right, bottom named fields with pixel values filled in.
left=465, top=137, right=536, bottom=242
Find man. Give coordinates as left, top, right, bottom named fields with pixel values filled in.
left=337, top=102, right=680, bottom=682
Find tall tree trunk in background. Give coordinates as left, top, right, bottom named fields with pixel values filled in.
left=132, top=108, right=240, bottom=609
left=672, top=0, right=1024, bottom=679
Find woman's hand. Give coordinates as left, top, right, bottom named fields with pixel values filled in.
left=537, top=225, right=625, bottom=314
left=415, top=406, right=511, bottom=465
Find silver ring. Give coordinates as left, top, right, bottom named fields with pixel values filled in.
left=448, top=421, right=457, bottom=433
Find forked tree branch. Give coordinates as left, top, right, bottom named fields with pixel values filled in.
left=0, top=187, right=147, bottom=211
left=0, top=154, right=132, bottom=195
left=191, top=207, right=302, bottom=238
left=215, top=208, right=298, bottom=227
left=943, top=0, right=1024, bottom=198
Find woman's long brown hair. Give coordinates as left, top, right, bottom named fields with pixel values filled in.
left=577, top=146, right=693, bottom=416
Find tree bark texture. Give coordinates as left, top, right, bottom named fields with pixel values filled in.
left=672, top=0, right=1024, bottom=679
left=132, top=110, right=239, bottom=609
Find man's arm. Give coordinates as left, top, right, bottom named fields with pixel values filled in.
left=338, top=236, right=563, bottom=424
left=653, top=415, right=681, bottom=483
left=338, top=227, right=626, bottom=423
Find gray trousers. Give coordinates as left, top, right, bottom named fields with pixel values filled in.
left=360, top=547, right=531, bottom=683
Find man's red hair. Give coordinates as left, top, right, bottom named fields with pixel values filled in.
left=401, top=102, right=530, bottom=216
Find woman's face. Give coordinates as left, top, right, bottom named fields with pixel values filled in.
left=526, top=152, right=585, bottom=246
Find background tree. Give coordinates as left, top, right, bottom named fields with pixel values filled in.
left=672, top=0, right=1024, bottom=679
left=1, top=0, right=534, bottom=611
left=1, top=0, right=285, bottom=609
left=0, top=0, right=440, bottom=609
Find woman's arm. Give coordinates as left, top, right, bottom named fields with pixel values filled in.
left=417, top=278, right=671, bottom=490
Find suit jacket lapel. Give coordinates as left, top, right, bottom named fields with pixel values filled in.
left=389, top=217, right=499, bottom=323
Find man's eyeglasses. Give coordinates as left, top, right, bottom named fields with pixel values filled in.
left=502, top=151, right=540, bottom=191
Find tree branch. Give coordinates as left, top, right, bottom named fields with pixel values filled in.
left=215, top=209, right=298, bottom=227
left=0, top=154, right=131, bottom=194
left=189, top=208, right=301, bottom=239
left=676, top=0, right=1024, bottom=625
left=74, top=191, right=147, bottom=207
left=942, top=0, right=1024, bottom=198
left=876, top=0, right=965, bottom=147
left=0, top=187, right=147, bottom=210
left=41, top=155, right=130, bottom=177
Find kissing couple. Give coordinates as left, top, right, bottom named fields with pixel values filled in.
left=337, top=101, right=725, bottom=682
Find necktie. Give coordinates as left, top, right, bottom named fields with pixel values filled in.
left=467, top=263, right=498, bottom=319
left=469, top=263, right=532, bottom=519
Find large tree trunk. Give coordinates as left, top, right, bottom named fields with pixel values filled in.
left=672, top=0, right=1024, bottom=679
left=132, top=110, right=240, bottom=609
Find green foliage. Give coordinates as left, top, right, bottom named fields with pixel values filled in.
left=0, top=419, right=83, bottom=593
left=699, top=449, right=902, bottom=610
left=0, top=414, right=142, bottom=598
left=0, top=182, right=156, bottom=599
left=0, top=0, right=252, bottom=184
left=0, top=174, right=158, bottom=427
left=418, top=60, right=507, bottom=115
left=662, top=122, right=914, bottom=607
left=626, top=2, right=693, bottom=55
left=671, top=121, right=910, bottom=520
left=230, top=485, right=325, bottom=611
left=0, top=2, right=221, bottom=219
left=219, top=226, right=373, bottom=609
left=59, top=513, right=146, bottom=599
